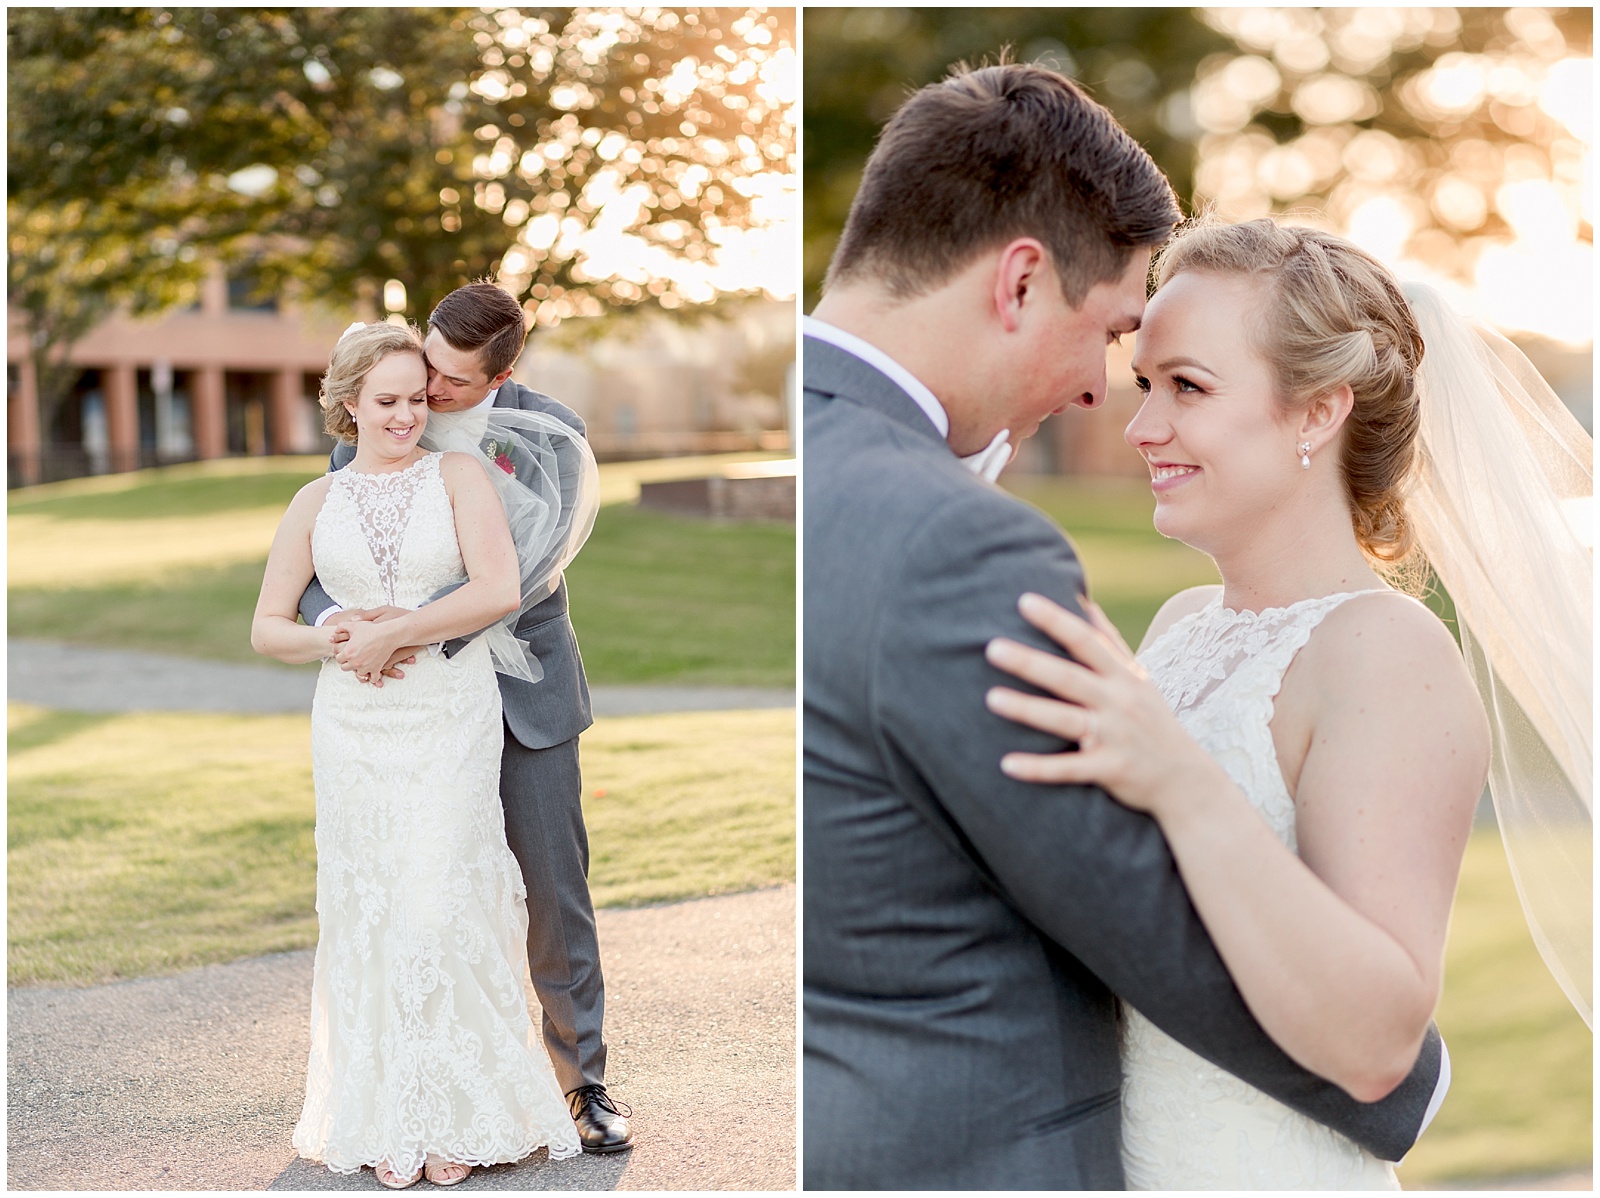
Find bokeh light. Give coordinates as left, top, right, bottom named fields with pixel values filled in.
left=1195, top=7, right=1592, bottom=348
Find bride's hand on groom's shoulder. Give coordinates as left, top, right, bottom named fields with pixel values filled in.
left=983, top=593, right=1219, bottom=820
left=1079, top=598, right=1136, bottom=663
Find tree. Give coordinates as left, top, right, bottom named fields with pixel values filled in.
left=8, top=7, right=795, bottom=411
left=803, top=8, right=1593, bottom=345
left=1181, top=7, right=1592, bottom=345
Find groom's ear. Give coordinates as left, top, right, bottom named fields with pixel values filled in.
left=992, top=238, right=1049, bottom=334
left=488, top=368, right=515, bottom=391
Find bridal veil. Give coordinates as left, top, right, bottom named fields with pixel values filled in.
left=1403, top=283, right=1592, bottom=1028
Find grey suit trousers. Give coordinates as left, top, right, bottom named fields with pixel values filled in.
left=500, top=731, right=606, bottom=1094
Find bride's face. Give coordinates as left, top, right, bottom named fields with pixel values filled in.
left=1124, top=271, right=1301, bottom=555
left=345, top=352, right=429, bottom=457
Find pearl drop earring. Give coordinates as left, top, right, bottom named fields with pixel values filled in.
left=1299, top=441, right=1312, bottom=469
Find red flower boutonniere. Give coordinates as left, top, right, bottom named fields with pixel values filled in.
left=485, top=439, right=516, bottom=475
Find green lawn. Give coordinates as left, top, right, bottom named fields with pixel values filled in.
left=1397, top=829, right=1592, bottom=1186
left=568, top=504, right=794, bottom=686
left=1002, top=475, right=1220, bottom=646
left=7, top=702, right=794, bottom=987
left=8, top=456, right=794, bottom=686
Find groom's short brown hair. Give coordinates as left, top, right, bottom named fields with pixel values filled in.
left=428, top=281, right=529, bottom=380
left=826, top=63, right=1180, bottom=305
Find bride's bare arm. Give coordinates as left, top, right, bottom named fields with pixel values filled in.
left=330, top=453, right=520, bottom=676
left=252, top=477, right=340, bottom=664
left=985, top=592, right=1487, bottom=1102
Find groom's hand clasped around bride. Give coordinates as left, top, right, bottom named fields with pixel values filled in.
left=324, top=605, right=422, bottom=686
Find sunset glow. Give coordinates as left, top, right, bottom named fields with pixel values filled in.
left=1200, top=8, right=1592, bottom=348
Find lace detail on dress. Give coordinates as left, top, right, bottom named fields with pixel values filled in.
left=1118, top=589, right=1401, bottom=1190
left=297, top=451, right=581, bottom=1174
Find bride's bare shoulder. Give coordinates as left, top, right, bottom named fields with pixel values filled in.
left=1139, top=585, right=1223, bottom=650
left=1296, top=590, right=1486, bottom=736
left=284, top=472, right=334, bottom=515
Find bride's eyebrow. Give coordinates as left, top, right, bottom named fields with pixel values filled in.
left=1141, top=355, right=1217, bottom=376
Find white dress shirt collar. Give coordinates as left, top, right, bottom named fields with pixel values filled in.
left=803, top=316, right=948, bottom=437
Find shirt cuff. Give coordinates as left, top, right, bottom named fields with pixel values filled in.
left=1396, top=1036, right=1450, bottom=1166
left=312, top=605, right=343, bottom=627
left=1418, top=1037, right=1451, bottom=1136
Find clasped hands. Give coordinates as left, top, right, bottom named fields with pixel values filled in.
left=325, top=606, right=425, bottom=687
left=984, top=593, right=1211, bottom=819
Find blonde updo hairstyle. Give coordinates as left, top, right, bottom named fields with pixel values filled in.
left=1153, top=217, right=1425, bottom=569
left=319, top=322, right=425, bottom=444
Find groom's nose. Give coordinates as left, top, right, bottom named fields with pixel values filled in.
left=1070, top=363, right=1108, bottom=409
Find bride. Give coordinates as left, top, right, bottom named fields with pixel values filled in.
left=251, top=322, right=583, bottom=1186
left=984, top=218, right=1591, bottom=1189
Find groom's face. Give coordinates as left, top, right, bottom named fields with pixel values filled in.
left=423, top=330, right=496, bottom=412
left=1002, top=249, right=1151, bottom=445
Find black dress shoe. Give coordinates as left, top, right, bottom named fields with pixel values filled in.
left=567, top=1084, right=634, bottom=1153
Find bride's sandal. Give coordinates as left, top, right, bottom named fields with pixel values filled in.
left=374, top=1161, right=423, bottom=1189
left=423, top=1157, right=472, bottom=1187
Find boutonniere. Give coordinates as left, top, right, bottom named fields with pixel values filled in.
left=484, top=438, right=516, bottom=475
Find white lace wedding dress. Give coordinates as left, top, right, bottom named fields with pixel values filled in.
left=292, top=452, right=582, bottom=1174
left=1119, top=589, right=1401, bottom=1190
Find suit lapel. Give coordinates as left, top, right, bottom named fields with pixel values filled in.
left=804, top=336, right=948, bottom=451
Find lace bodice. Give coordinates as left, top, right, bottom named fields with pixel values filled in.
left=312, top=453, right=466, bottom=610
left=1136, top=589, right=1385, bottom=850
left=1118, top=588, right=1400, bottom=1190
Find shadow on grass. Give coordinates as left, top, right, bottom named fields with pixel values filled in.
left=9, top=469, right=322, bottom=521
left=7, top=708, right=118, bottom=753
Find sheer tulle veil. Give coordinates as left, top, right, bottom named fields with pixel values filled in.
left=420, top=403, right=599, bottom=683
left=1402, top=283, right=1593, bottom=1028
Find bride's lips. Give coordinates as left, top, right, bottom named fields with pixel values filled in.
left=1147, top=459, right=1199, bottom=493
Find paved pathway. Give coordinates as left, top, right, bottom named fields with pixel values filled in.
left=8, top=885, right=795, bottom=1191
left=7, top=640, right=792, bottom=717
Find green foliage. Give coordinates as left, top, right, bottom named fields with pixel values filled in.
left=1182, top=7, right=1591, bottom=303
left=8, top=6, right=796, bottom=400
left=7, top=704, right=794, bottom=985
left=802, top=8, right=1230, bottom=309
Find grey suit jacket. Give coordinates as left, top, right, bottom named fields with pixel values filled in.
left=299, top=379, right=593, bottom=750
left=802, top=335, right=1442, bottom=1189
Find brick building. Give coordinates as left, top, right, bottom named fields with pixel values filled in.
left=8, top=269, right=343, bottom=486
left=7, top=276, right=795, bottom=487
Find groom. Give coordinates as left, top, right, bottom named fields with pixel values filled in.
left=804, top=63, right=1444, bottom=1188
left=300, top=282, right=632, bottom=1152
